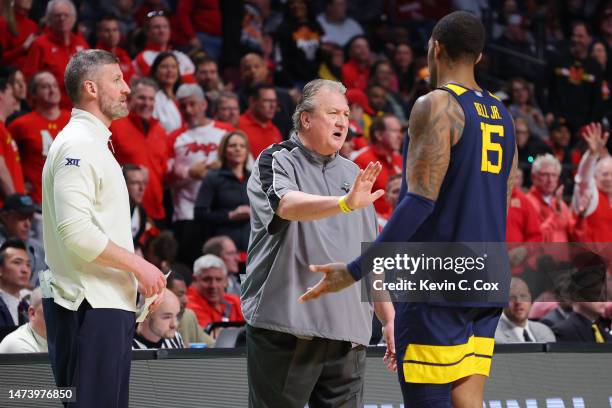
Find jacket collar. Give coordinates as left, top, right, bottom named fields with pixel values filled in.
left=291, top=132, right=338, bottom=168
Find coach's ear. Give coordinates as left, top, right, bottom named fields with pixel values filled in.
left=301, top=110, right=311, bottom=130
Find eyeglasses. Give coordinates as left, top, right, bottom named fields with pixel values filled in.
left=146, top=10, right=166, bottom=20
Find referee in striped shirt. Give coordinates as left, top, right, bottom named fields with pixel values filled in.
left=133, top=289, right=185, bottom=349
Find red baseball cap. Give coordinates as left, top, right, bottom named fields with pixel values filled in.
left=346, top=88, right=374, bottom=115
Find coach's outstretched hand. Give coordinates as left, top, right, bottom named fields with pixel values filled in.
left=298, top=263, right=355, bottom=302
left=345, top=161, right=385, bottom=210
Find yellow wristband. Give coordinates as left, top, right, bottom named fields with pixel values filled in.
left=338, top=195, right=353, bottom=214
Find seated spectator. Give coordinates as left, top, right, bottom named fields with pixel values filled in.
left=571, top=122, right=612, bottom=243
left=0, top=76, right=24, bottom=201
left=187, top=254, right=244, bottom=329
left=143, top=230, right=177, bottom=274
left=0, top=194, right=45, bottom=284
left=0, top=288, right=47, bottom=353
left=133, top=289, right=185, bottom=349
left=495, top=14, right=538, bottom=82
left=316, top=0, right=364, bottom=47
left=174, top=0, right=222, bottom=60
left=214, top=91, right=240, bottom=128
left=237, top=84, right=282, bottom=158
left=516, top=117, right=550, bottom=183
left=548, top=120, right=579, bottom=192
left=151, top=51, right=184, bottom=133
left=133, top=11, right=195, bottom=83
left=0, top=0, right=38, bottom=71
left=238, top=52, right=295, bottom=137
left=546, top=21, right=603, bottom=133
left=195, top=57, right=226, bottom=116
left=318, top=42, right=344, bottom=82
left=539, top=301, right=573, bottom=328
left=169, top=84, right=232, bottom=265
left=202, top=236, right=242, bottom=297
left=552, top=251, right=611, bottom=343
left=369, top=60, right=406, bottom=122
left=110, top=77, right=168, bottom=222
left=508, top=78, right=549, bottom=141
left=353, top=114, right=402, bottom=215
left=277, top=0, right=324, bottom=87
left=95, top=14, right=135, bottom=84
left=22, top=0, right=89, bottom=109
left=166, top=269, right=214, bottom=347
left=366, top=84, right=395, bottom=117
left=526, top=154, right=577, bottom=242
left=133, top=0, right=171, bottom=28
left=122, top=165, right=149, bottom=243
left=378, top=174, right=402, bottom=228
left=346, top=88, right=373, bottom=139
left=392, top=43, right=416, bottom=100
left=495, top=277, right=556, bottom=343
left=8, top=71, right=70, bottom=205
left=195, top=131, right=251, bottom=253
left=0, top=239, right=31, bottom=327
left=6, top=67, right=30, bottom=124
left=342, top=35, right=372, bottom=91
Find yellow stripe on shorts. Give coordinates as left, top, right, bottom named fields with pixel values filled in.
left=402, top=335, right=495, bottom=384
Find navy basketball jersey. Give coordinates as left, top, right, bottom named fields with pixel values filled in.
left=407, top=83, right=516, bottom=243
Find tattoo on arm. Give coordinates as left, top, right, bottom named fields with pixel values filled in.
left=406, top=91, right=464, bottom=201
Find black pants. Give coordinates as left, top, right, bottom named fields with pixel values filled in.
left=43, top=298, right=135, bottom=408
left=246, top=325, right=366, bottom=408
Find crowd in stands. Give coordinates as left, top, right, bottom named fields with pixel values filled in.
left=1, top=0, right=612, bottom=351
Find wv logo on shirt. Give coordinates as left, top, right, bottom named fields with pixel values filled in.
left=341, top=182, right=351, bottom=193
left=65, top=158, right=81, bottom=167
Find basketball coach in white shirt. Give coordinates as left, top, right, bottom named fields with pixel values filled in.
left=41, top=50, right=167, bottom=408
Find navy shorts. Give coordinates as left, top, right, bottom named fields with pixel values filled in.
left=394, top=303, right=502, bottom=407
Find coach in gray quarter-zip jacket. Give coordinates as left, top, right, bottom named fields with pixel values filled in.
left=243, top=79, right=395, bottom=408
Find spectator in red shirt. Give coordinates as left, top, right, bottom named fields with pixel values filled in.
left=526, top=153, right=576, bottom=242
left=109, top=77, right=169, bottom=222
left=22, top=0, right=89, bottom=110
left=95, top=15, right=135, bottom=85
left=0, top=0, right=39, bottom=70
left=174, top=0, right=223, bottom=60
left=186, top=254, right=244, bottom=329
left=341, top=35, right=372, bottom=91
left=506, top=186, right=543, bottom=274
left=215, top=92, right=241, bottom=128
left=571, top=122, right=612, bottom=243
left=6, top=67, right=30, bottom=124
left=132, top=12, right=196, bottom=84
left=238, top=84, right=282, bottom=158
left=353, top=114, right=403, bottom=215
left=0, top=77, right=24, bottom=202
left=8, top=71, right=69, bottom=204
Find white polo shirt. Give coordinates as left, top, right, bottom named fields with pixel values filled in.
left=41, top=109, right=138, bottom=312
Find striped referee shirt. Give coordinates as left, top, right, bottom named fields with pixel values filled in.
left=132, top=331, right=185, bottom=350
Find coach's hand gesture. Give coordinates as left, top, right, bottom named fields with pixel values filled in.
left=345, top=161, right=385, bottom=210
left=298, top=262, right=355, bottom=302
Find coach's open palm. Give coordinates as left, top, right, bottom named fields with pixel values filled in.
left=298, top=263, right=355, bottom=303
left=345, top=162, right=385, bottom=210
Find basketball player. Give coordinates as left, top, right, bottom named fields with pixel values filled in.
left=300, top=11, right=518, bottom=407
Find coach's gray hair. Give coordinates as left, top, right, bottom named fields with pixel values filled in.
left=531, top=153, right=561, bottom=175
left=292, top=79, right=346, bottom=132
left=193, top=254, right=227, bottom=277
left=64, top=50, right=119, bottom=104
left=46, top=0, right=77, bottom=19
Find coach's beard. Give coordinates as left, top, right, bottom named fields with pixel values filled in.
left=100, top=95, right=129, bottom=121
